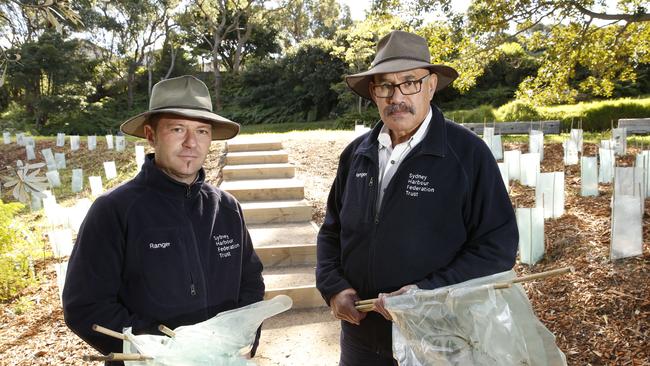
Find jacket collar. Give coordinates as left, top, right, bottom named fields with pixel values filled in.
left=355, top=104, right=448, bottom=159
left=137, top=153, right=205, bottom=199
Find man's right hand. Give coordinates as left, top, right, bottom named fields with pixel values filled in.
left=329, top=288, right=366, bottom=325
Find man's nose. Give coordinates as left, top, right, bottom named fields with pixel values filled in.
left=182, top=131, right=198, bottom=148
left=389, top=86, right=406, bottom=103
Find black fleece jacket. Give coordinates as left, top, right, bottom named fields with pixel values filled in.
left=63, top=153, right=264, bottom=361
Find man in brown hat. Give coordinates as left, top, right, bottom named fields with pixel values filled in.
left=63, top=75, right=265, bottom=364
left=316, top=31, right=518, bottom=365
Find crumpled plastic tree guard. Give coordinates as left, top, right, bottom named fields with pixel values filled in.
left=122, top=295, right=292, bottom=366
left=386, top=271, right=567, bottom=366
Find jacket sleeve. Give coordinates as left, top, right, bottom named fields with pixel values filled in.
left=316, top=147, right=354, bottom=305
left=62, top=196, right=156, bottom=355
left=416, top=142, right=519, bottom=289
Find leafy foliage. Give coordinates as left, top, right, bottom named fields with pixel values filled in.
left=495, top=100, right=541, bottom=122
left=0, top=200, right=38, bottom=301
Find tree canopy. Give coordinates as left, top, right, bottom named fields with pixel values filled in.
left=0, top=0, right=648, bottom=131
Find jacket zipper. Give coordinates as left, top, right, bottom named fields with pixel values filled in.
left=189, top=272, right=197, bottom=296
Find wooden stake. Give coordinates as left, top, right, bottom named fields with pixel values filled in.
left=92, top=324, right=127, bottom=341
left=158, top=324, right=176, bottom=338
left=83, top=353, right=153, bottom=362
left=353, top=267, right=574, bottom=310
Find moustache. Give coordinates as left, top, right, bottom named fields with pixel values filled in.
left=384, top=103, right=415, bottom=116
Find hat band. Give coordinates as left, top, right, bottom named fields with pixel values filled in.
left=371, top=55, right=430, bottom=68
left=152, top=105, right=213, bottom=113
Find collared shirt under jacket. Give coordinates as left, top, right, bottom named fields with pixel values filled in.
left=316, top=105, right=518, bottom=355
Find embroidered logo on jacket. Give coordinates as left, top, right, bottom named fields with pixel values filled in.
left=149, top=242, right=171, bottom=249
left=213, top=234, right=240, bottom=259
left=406, top=173, right=435, bottom=197
left=355, top=172, right=368, bottom=178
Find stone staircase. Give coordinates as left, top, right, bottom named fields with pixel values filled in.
left=220, top=137, right=323, bottom=309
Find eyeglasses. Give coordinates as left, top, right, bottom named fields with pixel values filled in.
left=371, top=74, right=431, bottom=98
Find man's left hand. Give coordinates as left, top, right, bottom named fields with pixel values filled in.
left=373, top=284, right=418, bottom=321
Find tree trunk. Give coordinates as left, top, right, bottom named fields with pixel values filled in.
left=163, top=47, right=177, bottom=80
left=127, top=62, right=136, bottom=110
left=212, top=32, right=223, bottom=111
left=233, top=20, right=254, bottom=74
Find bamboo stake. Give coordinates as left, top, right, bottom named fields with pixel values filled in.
left=83, top=352, right=153, bottom=361
left=92, top=324, right=128, bottom=341
left=354, top=267, right=574, bottom=311
left=158, top=324, right=176, bottom=338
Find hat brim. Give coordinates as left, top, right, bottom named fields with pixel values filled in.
left=120, top=108, right=240, bottom=141
left=345, top=59, right=459, bottom=100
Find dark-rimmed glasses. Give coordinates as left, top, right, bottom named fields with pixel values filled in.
left=371, top=73, right=431, bottom=98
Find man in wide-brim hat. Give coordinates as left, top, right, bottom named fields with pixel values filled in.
left=316, top=30, right=518, bottom=365
left=63, top=75, right=265, bottom=365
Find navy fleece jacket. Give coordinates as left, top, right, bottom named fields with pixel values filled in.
left=63, top=154, right=264, bottom=359
left=316, top=106, right=518, bottom=354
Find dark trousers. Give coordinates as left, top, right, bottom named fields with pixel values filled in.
left=339, top=330, right=398, bottom=366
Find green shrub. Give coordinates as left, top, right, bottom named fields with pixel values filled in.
left=495, top=100, right=541, bottom=122
left=446, top=104, right=496, bottom=123
left=538, top=97, right=650, bottom=132
left=0, top=200, right=39, bottom=300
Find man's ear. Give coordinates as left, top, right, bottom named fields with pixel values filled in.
left=428, top=73, right=438, bottom=99
left=143, top=124, right=156, bottom=147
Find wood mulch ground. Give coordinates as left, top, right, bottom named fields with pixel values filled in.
left=0, top=131, right=648, bottom=365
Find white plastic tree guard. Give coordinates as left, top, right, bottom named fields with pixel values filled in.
left=598, top=148, right=615, bottom=183
left=48, top=229, right=74, bottom=258
left=614, top=166, right=645, bottom=198
left=580, top=157, right=599, bottom=197
left=612, top=128, right=627, bottom=156
left=41, top=148, right=57, bottom=171
left=26, top=145, right=36, bottom=160
left=53, top=261, right=68, bottom=302
left=70, top=135, right=80, bottom=151
left=87, top=135, right=97, bottom=151
left=610, top=193, right=643, bottom=261
left=635, top=151, right=650, bottom=198
left=482, top=127, right=503, bottom=161
left=503, top=150, right=521, bottom=181
left=16, top=132, right=25, bottom=146
left=71, top=169, right=83, bottom=193
left=104, top=161, right=118, bottom=180
left=89, top=176, right=104, bottom=197
left=570, top=128, right=583, bottom=153
left=55, top=153, right=66, bottom=169
left=45, top=170, right=62, bottom=188
left=135, top=145, right=146, bottom=169
left=519, top=153, right=540, bottom=187
left=121, top=295, right=293, bottom=366
left=535, top=172, right=565, bottom=219
left=562, top=139, right=579, bottom=165
left=386, top=271, right=567, bottom=366
left=116, top=135, right=126, bottom=151
left=497, top=162, right=509, bottom=192
left=516, top=207, right=545, bottom=265
left=67, top=198, right=91, bottom=233
left=529, top=130, right=544, bottom=161
left=106, top=134, right=114, bottom=149
left=3, top=131, right=10, bottom=144
left=56, top=132, right=65, bottom=147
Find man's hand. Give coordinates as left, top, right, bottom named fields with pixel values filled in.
left=330, top=288, right=366, bottom=325
left=373, top=284, right=418, bottom=321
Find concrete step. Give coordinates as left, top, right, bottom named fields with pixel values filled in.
left=263, top=265, right=323, bottom=309
left=225, top=150, right=288, bottom=165
left=256, top=307, right=339, bottom=366
left=222, top=163, right=295, bottom=180
left=241, top=200, right=312, bottom=224
left=221, top=178, right=304, bottom=201
left=227, top=138, right=283, bottom=152
left=249, top=222, right=318, bottom=247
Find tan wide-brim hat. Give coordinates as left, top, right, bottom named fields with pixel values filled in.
left=345, top=30, right=459, bottom=100
left=120, top=75, right=240, bottom=140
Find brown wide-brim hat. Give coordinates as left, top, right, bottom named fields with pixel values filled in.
left=120, top=75, right=240, bottom=140
left=345, top=30, right=459, bottom=100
